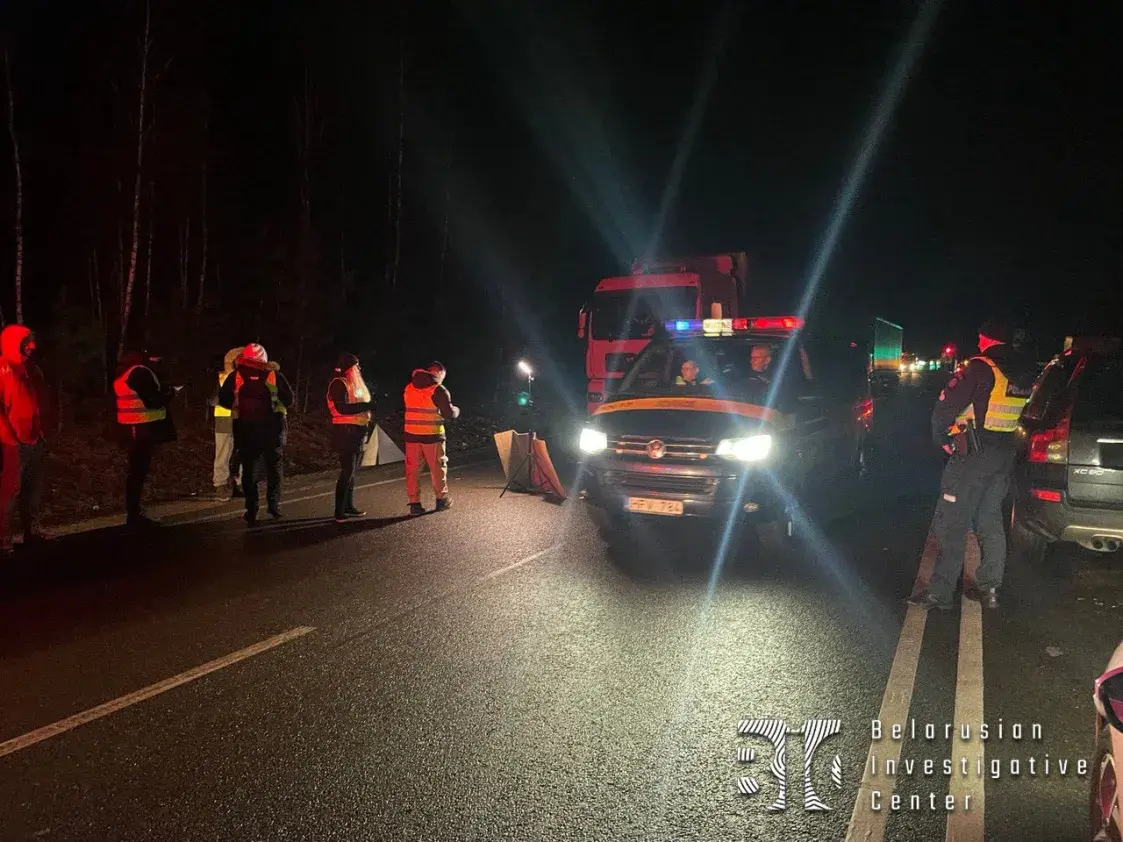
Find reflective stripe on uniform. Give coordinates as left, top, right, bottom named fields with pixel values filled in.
left=952, top=356, right=1028, bottom=433
left=403, top=384, right=445, bottom=436
left=327, top=376, right=372, bottom=426
left=114, top=365, right=167, bottom=425
left=214, top=372, right=232, bottom=418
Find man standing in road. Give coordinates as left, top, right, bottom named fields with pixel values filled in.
left=210, top=347, right=243, bottom=502
left=403, top=361, right=459, bottom=516
left=219, top=343, right=294, bottom=526
left=0, top=325, right=49, bottom=554
left=327, top=352, right=374, bottom=523
left=114, top=347, right=179, bottom=529
left=909, top=319, right=1037, bottom=611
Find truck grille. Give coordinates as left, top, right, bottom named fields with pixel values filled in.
left=602, top=470, right=717, bottom=496
left=606, top=434, right=717, bottom=460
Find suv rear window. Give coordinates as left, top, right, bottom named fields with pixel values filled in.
left=1072, top=355, right=1123, bottom=425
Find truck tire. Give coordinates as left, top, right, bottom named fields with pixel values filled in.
left=1089, top=723, right=1120, bottom=841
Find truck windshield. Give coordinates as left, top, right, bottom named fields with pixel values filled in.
left=591, top=287, right=699, bottom=340
left=616, top=335, right=807, bottom=403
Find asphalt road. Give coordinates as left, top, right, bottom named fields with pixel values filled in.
left=1, top=374, right=1120, bottom=841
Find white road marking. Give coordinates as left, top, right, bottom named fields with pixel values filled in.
left=946, top=534, right=985, bottom=841
left=187, top=457, right=495, bottom=525
left=845, top=535, right=937, bottom=842
left=0, top=626, right=315, bottom=759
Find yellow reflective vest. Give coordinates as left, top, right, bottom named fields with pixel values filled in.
left=952, top=356, right=1029, bottom=433
left=403, top=383, right=444, bottom=437
left=114, top=365, right=167, bottom=425
left=327, top=376, right=372, bottom=426
left=214, top=372, right=232, bottom=418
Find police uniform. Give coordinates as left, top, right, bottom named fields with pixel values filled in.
left=911, top=321, right=1035, bottom=610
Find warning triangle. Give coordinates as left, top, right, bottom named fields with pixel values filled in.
left=375, top=424, right=405, bottom=464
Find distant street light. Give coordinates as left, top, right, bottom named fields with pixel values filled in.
left=518, top=360, right=533, bottom=377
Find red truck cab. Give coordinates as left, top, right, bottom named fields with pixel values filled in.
left=578, top=254, right=746, bottom=414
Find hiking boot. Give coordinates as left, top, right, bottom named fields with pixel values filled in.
left=409, top=503, right=425, bottom=516
left=905, top=590, right=954, bottom=611
left=243, top=511, right=258, bottom=527
left=344, top=508, right=366, bottom=518
left=435, top=498, right=452, bottom=512
left=214, top=487, right=233, bottom=502
left=964, top=585, right=998, bottom=609
left=268, top=508, right=283, bottom=521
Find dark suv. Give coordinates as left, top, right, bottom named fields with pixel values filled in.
left=1011, top=339, right=1123, bottom=558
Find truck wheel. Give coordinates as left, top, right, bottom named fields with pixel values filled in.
left=1089, top=723, right=1120, bottom=841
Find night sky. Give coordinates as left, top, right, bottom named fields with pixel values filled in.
left=3, top=0, right=1120, bottom=366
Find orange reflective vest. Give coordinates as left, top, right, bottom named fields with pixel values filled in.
left=327, top=376, right=372, bottom=426
left=403, top=383, right=444, bottom=437
left=114, top=365, right=167, bottom=425
left=233, top=369, right=287, bottom=417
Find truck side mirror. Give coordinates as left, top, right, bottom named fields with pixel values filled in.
left=578, top=308, right=587, bottom=339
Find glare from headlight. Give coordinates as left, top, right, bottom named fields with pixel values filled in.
left=579, top=428, right=607, bottom=454
left=715, top=434, right=772, bottom=461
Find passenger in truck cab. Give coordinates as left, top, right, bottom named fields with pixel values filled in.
left=747, top=344, right=774, bottom=386
left=675, top=360, right=712, bottom=386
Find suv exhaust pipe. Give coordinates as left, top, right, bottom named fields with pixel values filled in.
left=1090, top=536, right=1121, bottom=553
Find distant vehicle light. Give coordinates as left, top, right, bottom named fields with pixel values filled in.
left=579, top=428, right=607, bottom=454
left=715, top=434, right=772, bottom=462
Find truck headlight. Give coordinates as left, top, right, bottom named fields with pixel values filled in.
left=579, top=428, right=607, bottom=454
left=715, top=435, right=772, bottom=462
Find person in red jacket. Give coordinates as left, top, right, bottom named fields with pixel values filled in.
left=0, top=324, right=48, bottom=554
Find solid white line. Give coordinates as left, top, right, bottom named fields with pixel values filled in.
left=0, top=626, right=315, bottom=759
left=186, top=457, right=495, bottom=525
left=845, top=535, right=937, bottom=842
left=946, top=534, right=985, bottom=841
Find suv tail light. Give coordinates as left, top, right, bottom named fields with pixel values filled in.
left=1027, top=409, right=1071, bottom=464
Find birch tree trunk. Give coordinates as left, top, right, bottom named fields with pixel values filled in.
left=117, top=0, right=152, bottom=359
left=4, top=46, right=23, bottom=325
left=390, top=35, right=404, bottom=290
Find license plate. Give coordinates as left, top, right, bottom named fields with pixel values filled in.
left=627, top=497, right=684, bottom=516
left=1100, top=443, right=1123, bottom=469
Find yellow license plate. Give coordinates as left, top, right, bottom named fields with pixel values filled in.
left=627, top=497, right=684, bottom=516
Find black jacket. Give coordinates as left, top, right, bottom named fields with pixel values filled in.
left=931, top=344, right=1037, bottom=450
left=218, top=359, right=295, bottom=448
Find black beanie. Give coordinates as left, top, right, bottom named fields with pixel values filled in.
left=335, top=352, right=360, bottom=373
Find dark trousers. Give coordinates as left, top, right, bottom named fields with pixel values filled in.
left=334, top=429, right=366, bottom=517
left=240, top=443, right=283, bottom=515
left=126, top=437, right=154, bottom=520
left=1, top=440, right=45, bottom=544
left=928, top=445, right=1016, bottom=600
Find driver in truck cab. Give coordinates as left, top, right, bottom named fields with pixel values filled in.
left=676, top=360, right=712, bottom=386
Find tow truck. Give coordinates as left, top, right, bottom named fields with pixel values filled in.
left=578, top=315, right=873, bottom=550
left=577, top=254, right=747, bottom=415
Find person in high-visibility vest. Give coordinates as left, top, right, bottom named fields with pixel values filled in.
left=114, top=348, right=179, bottom=528
left=217, top=343, right=294, bottom=525
left=404, top=361, right=459, bottom=516
left=908, top=319, right=1036, bottom=612
left=210, top=347, right=243, bottom=501
left=0, top=325, right=51, bottom=554
left=326, top=352, right=374, bottom=522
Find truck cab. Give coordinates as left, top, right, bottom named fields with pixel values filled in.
left=578, top=315, right=873, bottom=548
left=578, top=254, right=746, bottom=414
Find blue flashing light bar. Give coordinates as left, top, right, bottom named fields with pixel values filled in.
left=664, top=316, right=805, bottom=335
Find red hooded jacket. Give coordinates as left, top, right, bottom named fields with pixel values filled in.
left=0, top=325, right=43, bottom=445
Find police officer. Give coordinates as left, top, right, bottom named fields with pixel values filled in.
left=908, top=319, right=1036, bottom=610
left=326, top=352, right=374, bottom=522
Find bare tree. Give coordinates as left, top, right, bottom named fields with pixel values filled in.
left=389, top=34, right=405, bottom=289
left=438, top=130, right=452, bottom=290
left=118, top=0, right=165, bottom=359
left=178, top=217, right=191, bottom=309
left=4, top=45, right=23, bottom=324
left=143, top=181, right=155, bottom=330
left=195, top=110, right=208, bottom=313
